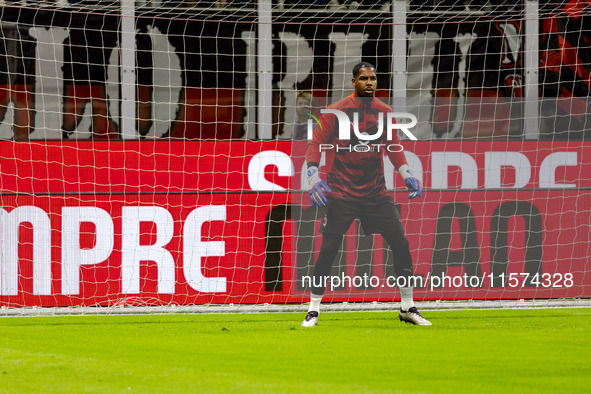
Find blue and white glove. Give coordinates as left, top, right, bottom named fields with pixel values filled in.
left=398, top=164, right=422, bottom=200
left=307, top=166, right=332, bottom=207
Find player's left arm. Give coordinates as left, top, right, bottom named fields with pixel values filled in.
left=386, top=134, right=422, bottom=200
left=305, top=112, right=335, bottom=207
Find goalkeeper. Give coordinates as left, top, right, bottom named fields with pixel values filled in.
left=301, top=62, right=431, bottom=327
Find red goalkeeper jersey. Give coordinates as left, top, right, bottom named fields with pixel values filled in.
left=306, top=93, right=408, bottom=201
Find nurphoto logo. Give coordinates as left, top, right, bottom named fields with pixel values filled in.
left=306, top=109, right=418, bottom=153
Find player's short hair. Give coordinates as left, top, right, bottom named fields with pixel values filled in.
left=297, top=90, right=313, bottom=103
left=352, top=62, right=376, bottom=78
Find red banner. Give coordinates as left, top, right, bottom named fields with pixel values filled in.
left=1, top=140, right=589, bottom=192
left=1, top=140, right=590, bottom=306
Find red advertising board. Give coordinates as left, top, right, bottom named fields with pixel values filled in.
left=0, top=140, right=590, bottom=307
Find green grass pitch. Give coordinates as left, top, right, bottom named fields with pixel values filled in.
left=0, top=308, right=589, bottom=393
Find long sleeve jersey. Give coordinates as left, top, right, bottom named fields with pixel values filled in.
left=306, top=93, right=408, bottom=201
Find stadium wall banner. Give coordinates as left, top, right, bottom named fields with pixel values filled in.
left=0, top=7, right=526, bottom=140
left=0, top=141, right=589, bottom=307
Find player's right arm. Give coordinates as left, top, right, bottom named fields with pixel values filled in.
left=305, top=111, right=336, bottom=207
left=384, top=120, right=422, bottom=200
left=305, top=110, right=335, bottom=168
left=398, top=164, right=422, bottom=199
left=306, top=167, right=332, bottom=207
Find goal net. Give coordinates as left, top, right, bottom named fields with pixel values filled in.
left=0, top=0, right=589, bottom=311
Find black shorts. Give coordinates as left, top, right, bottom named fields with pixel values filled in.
left=320, top=194, right=404, bottom=236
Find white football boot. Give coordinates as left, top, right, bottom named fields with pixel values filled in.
left=301, top=311, right=319, bottom=327
left=399, top=307, right=432, bottom=326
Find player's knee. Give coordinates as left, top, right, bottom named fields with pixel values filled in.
left=384, top=231, right=410, bottom=250
left=398, top=236, right=410, bottom=249
left=322, top=232, right=343, bottom=250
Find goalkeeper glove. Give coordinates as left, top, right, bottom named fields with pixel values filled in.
left=398, top=164, right=422, bottom=200
left=307, top=166, right=332, bottom=207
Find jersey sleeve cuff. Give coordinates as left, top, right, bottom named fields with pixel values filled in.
left=398, top=164, right=412, bottom=180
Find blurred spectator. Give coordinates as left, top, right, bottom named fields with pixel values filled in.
left=62, top=24, right=119, bottom=139
left=428, top=0, right=522, bottom=138
left=539, top=0, right=591, bottom=139
left=0, top=22, right=36, bottom=140
left=157, top=15, right=247, bottom=139
left=292, top=91, right=314, bottom=140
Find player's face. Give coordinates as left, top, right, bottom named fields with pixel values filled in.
left=352, top=67, right=377, bottom=97
left=296, top=97, right=311, bottom=116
